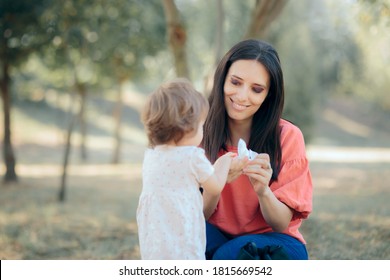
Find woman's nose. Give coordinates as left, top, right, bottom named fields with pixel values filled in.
left=236, top=86, right=248, bottom=101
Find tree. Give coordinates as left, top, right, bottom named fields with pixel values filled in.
left=0, top=0, right=54, bottom=182
left=45, top=0, right=166, bottom=199
left=162, top=0, right=190, bottom=79
left=196, top=0, right=289, bottom=94
left=337, top=0, right=390, bottom=108
left=94, top=0, right=165, bottom=163
left=244, top=0, right=288, bottom=39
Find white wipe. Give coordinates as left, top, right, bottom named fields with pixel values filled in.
left=237, top=138, right=257, bottom=160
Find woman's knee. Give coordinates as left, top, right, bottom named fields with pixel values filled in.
left=212, top=235, right=255, bottom=260
left=211, top=233, right=308, bottom=260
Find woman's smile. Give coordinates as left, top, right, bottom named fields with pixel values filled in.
left=230, top=97, right=250, bottom=111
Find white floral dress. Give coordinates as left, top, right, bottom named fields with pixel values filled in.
left=136, top=145, right=214, bottom=260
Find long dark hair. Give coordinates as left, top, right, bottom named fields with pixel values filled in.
left=203, top=39, right=284, bottom=180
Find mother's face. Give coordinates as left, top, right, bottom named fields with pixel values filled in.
left=223, top=59, right=270, bottom=124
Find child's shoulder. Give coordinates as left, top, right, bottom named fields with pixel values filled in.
left=184, top=145, right=206, bottom=155
left=154, top=145, right=205, bottom=155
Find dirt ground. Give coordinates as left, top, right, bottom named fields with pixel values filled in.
left=0, top=95, right=389, bottom=260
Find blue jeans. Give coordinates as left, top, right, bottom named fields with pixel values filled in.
left=206, top=222, right=309, bottom=260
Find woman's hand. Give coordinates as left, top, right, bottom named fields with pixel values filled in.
left=243, top=153, right=273, bottom=196
left=226, top=156, right=249, bottom=183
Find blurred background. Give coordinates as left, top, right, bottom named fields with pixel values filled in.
left=0, top=0, right=389, bottom=259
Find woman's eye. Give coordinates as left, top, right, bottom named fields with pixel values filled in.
left=231, top=78, right=240, bottom=86
left=253, top=87, right=264, bottom=94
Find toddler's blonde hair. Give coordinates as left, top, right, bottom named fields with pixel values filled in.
left=142, top=78, right=209, bottom=147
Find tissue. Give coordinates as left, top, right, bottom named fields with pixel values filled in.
left=237, top=138, right=257, bottom=160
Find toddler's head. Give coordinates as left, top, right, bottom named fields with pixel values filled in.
left=142, top=78, right=209, bottom=147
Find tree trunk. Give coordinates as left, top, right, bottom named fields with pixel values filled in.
left=162, top=0, right=190, bottom=79
left=111, top=80, right=124, bottom=164
left=58, top=106, right=75, bottom=202
left=214, top=0, right=225, bottom=66
left=0, top=61, right=17, bottom=182
left=58, top=71, right=83, bottom=202
left=244, top=0, right=288, bottom=39
left=76, top=82, right=87, bottom=161
left=204, top=0, right=225, bottom=96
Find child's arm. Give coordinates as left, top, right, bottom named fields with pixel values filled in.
left=202, top=152, right=235, bottom=195
left=202, top=153, right=236, bottom=220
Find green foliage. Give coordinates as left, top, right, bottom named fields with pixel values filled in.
left=93, top=0, right=166, bottom=82
left=335, top=0, right=390, bottom=109
left=5, top=0, right=390, bottom=126
left=0, top=0, right=54, bottom=66
left=262, top=0, right=325, bottom=141
left=10, top=0, right=167, bottom=97
left=258, top=0, right=390, bottom=140
left=175, top=0, right=252, bottom=82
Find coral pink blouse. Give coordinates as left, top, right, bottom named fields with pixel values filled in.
left=208, top=119, right=313, bottom=244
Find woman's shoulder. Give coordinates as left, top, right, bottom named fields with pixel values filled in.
left=279, top=119, right=304, bottom=140
left=279, top=119, right=307, bottom=156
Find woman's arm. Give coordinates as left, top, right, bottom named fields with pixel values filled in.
left=243, top=153, right=293, bottom=232
left=257, top=187, right=293, bottom=232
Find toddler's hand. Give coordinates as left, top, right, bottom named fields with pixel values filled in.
left=215, top=152, right=236, bottom=166
left=227, top=155, right=249, bottom=183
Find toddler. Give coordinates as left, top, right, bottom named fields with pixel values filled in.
left=136, top=78, right=234, bottom=260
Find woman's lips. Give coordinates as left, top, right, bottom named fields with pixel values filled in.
left=230, top=98, right=249, bottom=111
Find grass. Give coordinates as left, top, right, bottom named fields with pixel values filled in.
left=2, top=161, right=389, bottom=260
left=0, top=169, right=142, bottom=260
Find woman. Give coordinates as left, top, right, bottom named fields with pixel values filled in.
left=202, top=39, right=313, bottom=260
